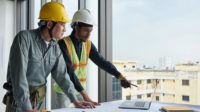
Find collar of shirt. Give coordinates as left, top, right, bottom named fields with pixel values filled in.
left=44, top=40, right=50, bottom=47
left=36, top=28, right=57, bottom=47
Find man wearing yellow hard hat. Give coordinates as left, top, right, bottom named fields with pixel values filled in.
left=3, top=2, right=94, bottom=112
left=53, top=9, right=131, bottom=108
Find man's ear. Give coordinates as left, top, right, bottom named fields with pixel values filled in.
left=46, top=21, right=52, bottom=29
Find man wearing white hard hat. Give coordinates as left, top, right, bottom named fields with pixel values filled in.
left=53, top=9, right=131, bottom=108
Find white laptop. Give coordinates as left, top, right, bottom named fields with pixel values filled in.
left=119, top=79, right=159, bottom=110
left=119, top=100, right=151, bottom=110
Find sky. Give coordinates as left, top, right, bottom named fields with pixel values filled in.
left=112, top=0, right=200, bottom=67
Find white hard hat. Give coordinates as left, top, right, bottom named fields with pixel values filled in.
left=71, top=9, right=95, bottom=26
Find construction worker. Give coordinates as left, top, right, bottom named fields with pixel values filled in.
left=53, top=9, right=131, bottom=108
left=2, top=2, right=94, bottom=112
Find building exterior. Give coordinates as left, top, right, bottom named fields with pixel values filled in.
left=112, top=77, right=122, bottom=100
left=112, top=61, right=137, bottom=101
left=112, top=61, right=200, bottom=105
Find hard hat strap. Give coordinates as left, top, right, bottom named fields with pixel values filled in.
left=77, top=26, right=83, bottom=42
left=48, top=21, right=57, bottom=38
left=74, top=22, right=82, bottom=42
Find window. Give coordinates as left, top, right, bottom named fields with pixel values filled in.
left=62, top=0, right=78, bottom=35
left=0, top=1, right=15, bottom=111
left=156, top=79, right=159, bottom=84
left=137, top=95, right=142, bottom=99
left=112, top=77, right=122, bottom=100
left=182, top=95, right=190, bottom=102
left=74, top=0, right=99, bottom=103
left=147, top=94, right=151, bottom=98
left=137, top=80, right=142, bottom=84
left=156, top=96, right=159, bottom=101
left=113, top=0, right=200, bottom=106
left=147, top=79, right=151, bottom=84
left=182, top=80, right=189, bottom=86
left=126, top=95, right=131, bottom=100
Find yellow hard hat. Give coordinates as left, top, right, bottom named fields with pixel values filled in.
left=39, top=2, right=70, bottom=23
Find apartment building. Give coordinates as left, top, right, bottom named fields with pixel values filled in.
left=113, top=61, right=200, bottom=105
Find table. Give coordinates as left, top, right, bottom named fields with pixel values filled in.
left=51, top=100, right=200, bottom=112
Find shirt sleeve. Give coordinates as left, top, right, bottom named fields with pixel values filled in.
left=51, top=51, right=78, bottom=102
left=8, top=31, right=32, bottom=110
left=89, top=42, right=121, bottom=78
left=58, top=40, right=84, bottom=92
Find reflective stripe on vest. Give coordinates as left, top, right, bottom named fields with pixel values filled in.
left=53, top=36, right=91, bottom=94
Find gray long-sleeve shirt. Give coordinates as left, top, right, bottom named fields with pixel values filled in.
left=6, top=28, right=78, bottom=110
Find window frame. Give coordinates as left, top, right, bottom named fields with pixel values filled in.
left=182, top=95, right=190, bottom=102
left=182, top=80, right=189, bottom=86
